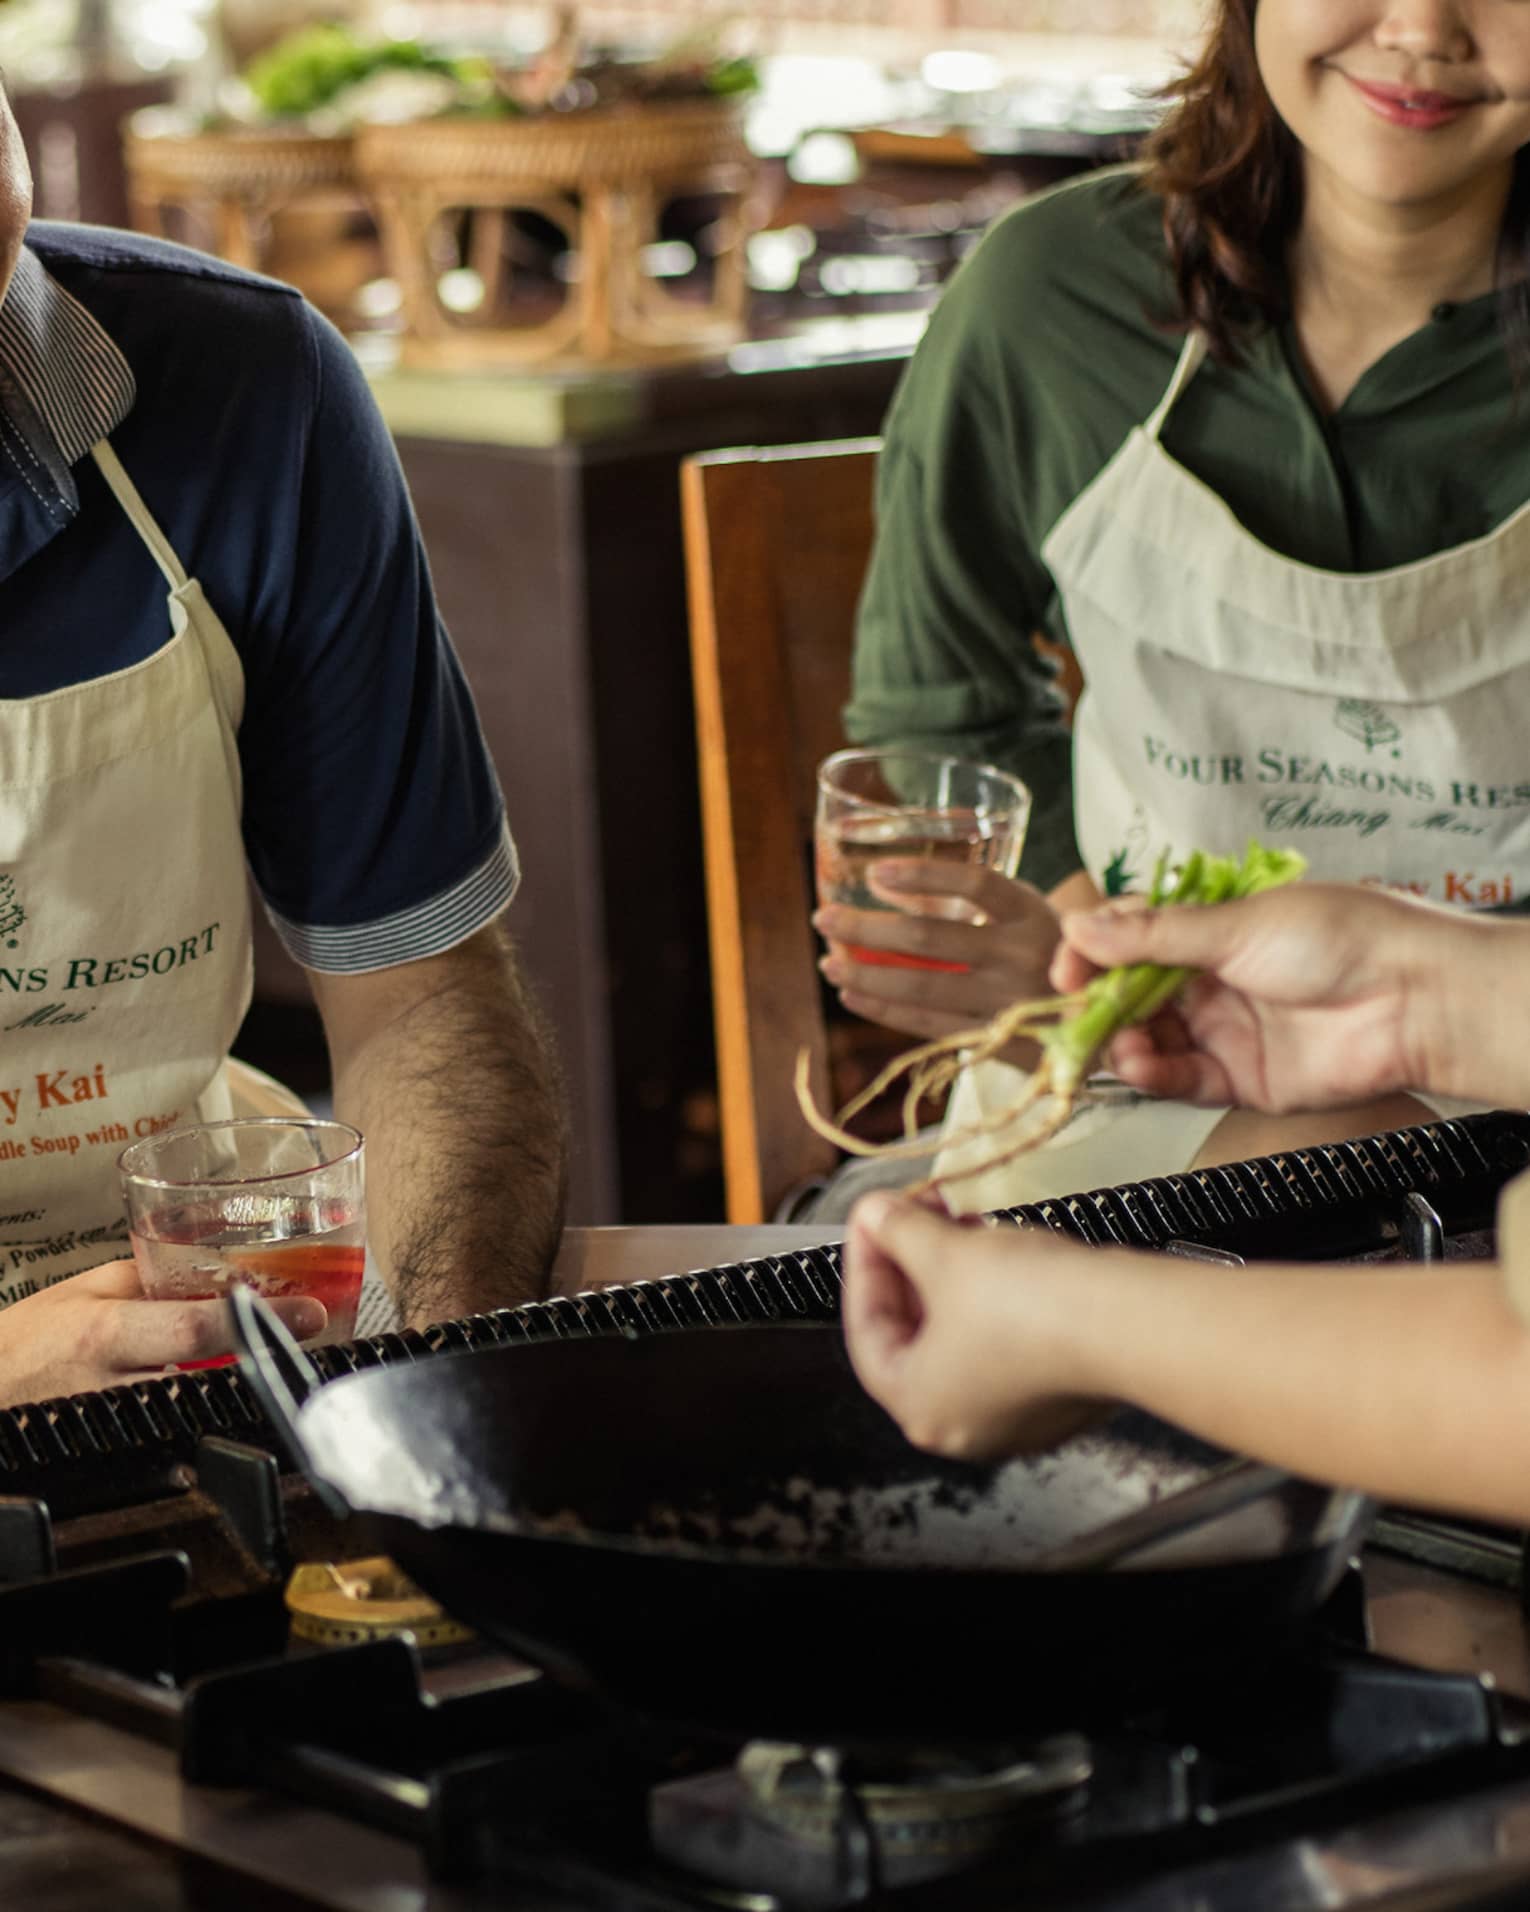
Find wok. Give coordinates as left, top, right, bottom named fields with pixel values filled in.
left=233, top=1294, right=1372, bottom=1746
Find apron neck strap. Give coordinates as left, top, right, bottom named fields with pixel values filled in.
left=89, top=441, right=190, bottom=592
left=1144, top=332, right=1209, bottom=442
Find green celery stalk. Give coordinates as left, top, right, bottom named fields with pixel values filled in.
left=1038, top=842, right=1307, bottom=1101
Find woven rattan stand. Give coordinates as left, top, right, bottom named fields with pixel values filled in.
left=355, top=97, right=757, bottom=367
left=124, top=115, right=360, bottom=273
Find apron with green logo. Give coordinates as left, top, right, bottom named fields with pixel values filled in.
left=0, top=440, right=264, bottom=1300
left=935, top=329, right=1494, bottom=1209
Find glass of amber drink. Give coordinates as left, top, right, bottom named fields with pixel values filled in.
left=119, top=1118, right=365, bottom=1364
left=815, top=749, right=1031, bottom=971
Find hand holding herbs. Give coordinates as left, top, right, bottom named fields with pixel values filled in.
left=798, top=843, right=1308, bottom=1188
left=1055, top=875, right=1511, bottom=1117
left=839, top=888, right=1530, bottom=1520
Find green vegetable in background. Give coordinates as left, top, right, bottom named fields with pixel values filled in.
left=796, top=840, right=1308, bottom=1189
left=242, top=19, right=757, bottom=124
left=703, top=56, right=759, bottom=96
left=243, top=25, right=470, bottom=120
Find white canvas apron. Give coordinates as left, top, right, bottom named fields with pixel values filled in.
left=0, top=440, right=272, bottom=1303
left=936, top=330, right=1503, bottom=1210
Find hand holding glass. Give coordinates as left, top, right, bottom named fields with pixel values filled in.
left=814, top=749, right=1032, bottom=971
left=119, top=1118, right=365, bottom=1363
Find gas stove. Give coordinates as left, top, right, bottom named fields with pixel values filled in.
left=0, top=1110, right=1528, bottom=1911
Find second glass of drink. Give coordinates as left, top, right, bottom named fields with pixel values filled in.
left=814, top=748, right=1031, bottom=970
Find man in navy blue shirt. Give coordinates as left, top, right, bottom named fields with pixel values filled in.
left=0, top=99, right=566, bottom=1401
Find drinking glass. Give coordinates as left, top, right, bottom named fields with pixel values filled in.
left=119, top=1118, right=365, bottom=1364
left=815, top=749, right=1031, bottom=971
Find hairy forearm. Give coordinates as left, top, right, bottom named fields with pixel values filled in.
left=1048, top=1251, right=1530, bottom=1525
left=325, top=929, right=568, bottom=1326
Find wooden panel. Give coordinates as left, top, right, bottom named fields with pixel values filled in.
left=683, top=442, right=877, bottom=1221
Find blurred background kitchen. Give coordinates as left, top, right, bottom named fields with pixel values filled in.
left=8, top=0, right=1206, bottom=1223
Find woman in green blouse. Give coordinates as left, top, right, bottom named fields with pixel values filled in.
left=817, top=0, right=1530, bottom=1207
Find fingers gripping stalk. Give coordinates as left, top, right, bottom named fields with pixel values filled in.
left=795, top=843, right=1308, bottom=1189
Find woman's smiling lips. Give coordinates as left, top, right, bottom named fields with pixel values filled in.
left=1341, top=71, right=1481, bottom=131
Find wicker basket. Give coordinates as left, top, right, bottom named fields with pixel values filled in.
left=356, top=96, right=751, bottom=189
left=125, top=120, right=356, bottom=199
left=354, top=97, right=759, bottom=367
left=123, top=113, right=378, bottom=317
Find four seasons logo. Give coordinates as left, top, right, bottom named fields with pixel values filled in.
left=1333, top=699, right=1403, bottom=755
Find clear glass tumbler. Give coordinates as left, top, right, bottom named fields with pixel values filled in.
left=814, top=748, right=1032, bottom=970
left=119, top=1117, right=365, bottom=1364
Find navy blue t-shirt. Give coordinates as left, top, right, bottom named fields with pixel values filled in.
left=0, top=223, right=515, bottom=970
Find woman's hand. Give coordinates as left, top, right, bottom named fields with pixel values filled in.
left=843, top=1191, right=1101, bottom=1462
left=0, top=1260, right=326, bottom=1407
left=815, top=862, right=1067, bottom=1055
left=844, top=1185, right=1530, bottom=1529
left=1050, top=883, right=1477, bottom=1114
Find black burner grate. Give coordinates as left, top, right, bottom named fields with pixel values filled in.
left=3, top=1112, right=1527, bottom=1520
left=1, top=1549, right=1528, bottom=1910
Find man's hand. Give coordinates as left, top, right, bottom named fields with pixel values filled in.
left=843, top=1192, right=1101, bottom=1462
left=0, top=1260, right=324, bottom=1407
left=816, top=864, right=1082, bottom=1060
left=311, top=920, right=568, bottom=1328
left=1050, top=883, right=1483, bottom=1115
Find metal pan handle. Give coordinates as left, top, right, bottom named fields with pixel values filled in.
left=1034, top=1460, right=1292, bottom=1573
left=228, top=1286, right=351, bottom=1517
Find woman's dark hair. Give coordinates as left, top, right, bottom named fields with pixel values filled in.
left=1142, top=0, right=1530, bottom=369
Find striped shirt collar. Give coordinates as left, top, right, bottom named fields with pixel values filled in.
left=0, top=244, right=136, bottom=501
